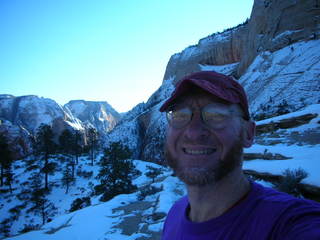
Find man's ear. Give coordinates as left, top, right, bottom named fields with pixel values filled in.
left=242, top=120, right=255, bottom=148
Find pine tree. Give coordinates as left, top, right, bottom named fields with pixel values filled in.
left=35, top=124, right=57, bottom=190
left=73, top=130, right=82, bottom=165
left=0, top=133, right=13, bottom=187
left=95, top=142, right=137, bottom=202
left=59, top=129, right=76, bottom=177
left=4, top=166, right=14, bottom=193
left=145, top=166, right=162, bottom=183
left=28, top=172, right=56, bottom=225
left=59, top=129, right=74, bottom=154
left=61, top=164, right=75, bottom=194
left=0, top=218, right=11, bottom=238
left=87, top=127, right=98, bottom=166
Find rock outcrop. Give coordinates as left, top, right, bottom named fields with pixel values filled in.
left=108, top=0, right=320, bottom=164
left=256, top=113, right=318, bottom=135
left=238, top=0, right=320, bottom=76
left=65, top=100, right=121, bottom=134
left=104, top=0, right=320, bottom=164
left=163, top=23, right=248, bottom=84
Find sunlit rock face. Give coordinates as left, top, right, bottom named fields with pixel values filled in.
left=65, top=100, right=121, bottom=134
left=105, top=0, right=320, bottom=164
left=237, top=0, right=320, bottom=76
left=0, top=95, right=121, bottom=159
left=163, top=23, right=248, bottom=84
left=239, top=40, right=320, bottom=118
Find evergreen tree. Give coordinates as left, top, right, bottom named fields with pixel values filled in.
left=0, top=133, right=13, bottom=187
left=73, top=130, right=82, bottom=165
left=59, top=129, right=74, bottom=154
left=59, top=129, right=76, bottom=177
left=145, top=166, right=162, bottom=183
left=0, top=218, right=11, bottom=238
left=28, top=172, right=56, bottom=225
left=61, top=164, right=75, bottom=194
left=95, top=141, right=137, bottom=202
left=35, top=124, right=57, bottom=190
left=87, top=127, right=98, bottom=166
left=4, top=166, right=14, bottom=193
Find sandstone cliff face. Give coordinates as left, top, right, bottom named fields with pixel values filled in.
left=108, top=0, right=320, bottom=164
left=163, top=0, right=320, bottom=81
left=238, top=0, right=320, bottom=76
left=239, top=39, right=320, bottom=118
left=163, top=24, right=248, bottom=84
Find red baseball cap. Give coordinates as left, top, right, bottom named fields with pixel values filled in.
left=159, top=71, right=250, bottom=120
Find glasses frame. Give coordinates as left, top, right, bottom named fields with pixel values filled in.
left=166, top=103, right=244, bottom=130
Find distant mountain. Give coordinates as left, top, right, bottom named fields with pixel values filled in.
left=1, top=105, right=319, bottom=239
left=0, top=95, right=120, bottom=158
left=65, top=100, right=121, bottom=133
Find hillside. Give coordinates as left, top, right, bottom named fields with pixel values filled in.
left=0, top=104, right=319, bottom=239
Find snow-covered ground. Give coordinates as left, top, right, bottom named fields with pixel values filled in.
left=244, top=104, right=320, bottom=185
left=1, top=104, right=319, bottom=240
left=2, top=159, right=184, bottom=240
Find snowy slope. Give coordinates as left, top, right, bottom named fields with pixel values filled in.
left=243, top=104, right=320, bottom=186
left=1, top=158, right=183, bottom=240
left=1, top=103, right=319, bottom=240
left=239, top=39, right=320, bottom=116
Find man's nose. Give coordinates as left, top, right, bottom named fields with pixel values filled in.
left=184, top=112, right=209, bottom=141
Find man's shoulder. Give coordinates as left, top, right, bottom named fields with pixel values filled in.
left=252, top=181, right=320, bottom=209
left=245, top=182, right=320, bottom=239
left=251, top=181, right=320, bottom=226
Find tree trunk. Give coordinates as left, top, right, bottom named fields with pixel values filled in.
left=66, top=182, right=69, bottom=194
left=72, top=162, right=75, bottom=178
left=0, top=164, right=3, bottom=187
left=75, top=153, right=79, bottom=165
left=45, top=153, right=49, bottom=190
left=42, top=204, right=46, bottom=225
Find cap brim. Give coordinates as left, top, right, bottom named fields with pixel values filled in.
left=159, top=79, right=236, bottom=112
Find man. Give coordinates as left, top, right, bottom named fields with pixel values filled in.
left=159, top=71, right=320, bottom=239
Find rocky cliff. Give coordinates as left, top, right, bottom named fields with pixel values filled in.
left=163, top=23, right=248, bottom=84
left=106, top=0, right=320, bottom=164
left=65, top=100, right=121, bottom=134
left=0, top=95, right=120, bottom=158
left=238, top=0, right=320, bottom=76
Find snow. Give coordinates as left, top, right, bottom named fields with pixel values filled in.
left=199, top=62, right=239, bottom=75
left=65, top=101, right=87, bottom=117
left=239, top=39, right=320, bottom=115
left=244, top=144, right=320, bottom=185
left=1, top=100, right=320, bottom=239
left=3, top=158, right=184, bottom=240
left=272, top=30, right=303, bottom=44
left=256, top=104, right=320, bottom=127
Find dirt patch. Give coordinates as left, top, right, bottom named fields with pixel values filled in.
left=111, top=199, right=163, bottom=239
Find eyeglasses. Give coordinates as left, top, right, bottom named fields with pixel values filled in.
left=166, top=104, right=243, bottom=130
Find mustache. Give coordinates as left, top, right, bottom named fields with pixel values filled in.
left=179, top=137, right=217, bottom=146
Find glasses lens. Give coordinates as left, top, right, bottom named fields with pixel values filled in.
left=202, top=105, right=228, bottom=129
left=167, top=107, right=192, bottom=128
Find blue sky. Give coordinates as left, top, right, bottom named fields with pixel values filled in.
left=0, top=0, right=253, bottom=112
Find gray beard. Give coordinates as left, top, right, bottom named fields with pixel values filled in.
left=164, top=140, right=243, bottom=186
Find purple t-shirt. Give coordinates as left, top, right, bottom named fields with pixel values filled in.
left=162, top=181, right=320, bottom=240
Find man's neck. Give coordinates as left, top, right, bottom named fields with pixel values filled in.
left=186, top=170, right=250, bottom=223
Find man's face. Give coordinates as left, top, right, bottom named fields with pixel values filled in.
left=164, top=91, right=253, bottom=186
